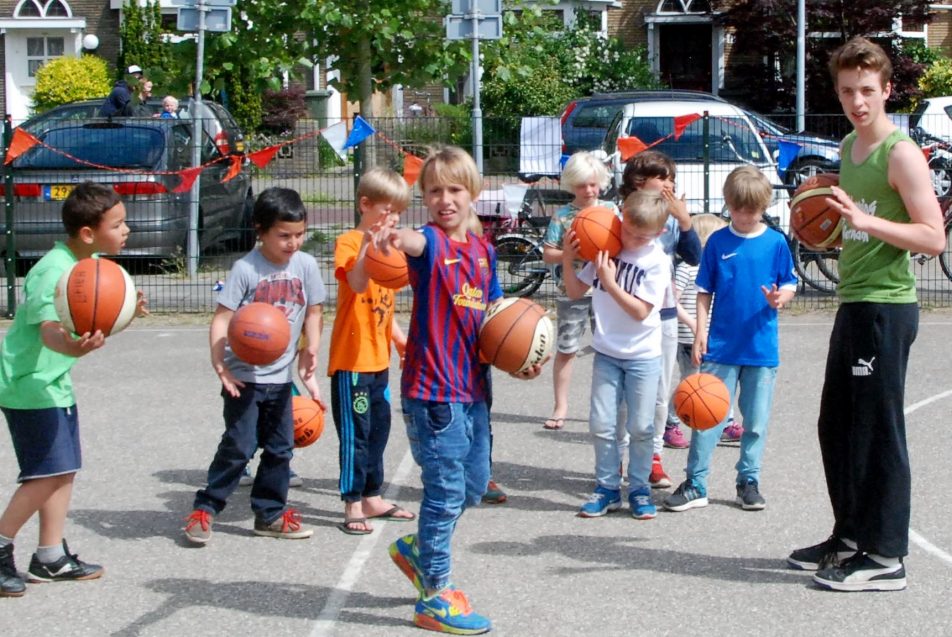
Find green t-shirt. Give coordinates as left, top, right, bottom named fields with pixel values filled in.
left=0, top=242, right=80, bottom=409
left=837, top=129, right=917, bottom=304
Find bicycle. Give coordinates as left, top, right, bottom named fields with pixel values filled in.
left=478, top=194, right=551, bottom=298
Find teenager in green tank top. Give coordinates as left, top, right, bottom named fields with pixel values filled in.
left=787, top=37, right=945, bottom=593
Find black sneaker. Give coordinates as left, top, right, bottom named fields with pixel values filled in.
left=27, top=540, right=103, bottom=583
left=787, top=535, right=856, bottom=571
left=0, top=543, right=26, bottom=597
left=813, top=553, right=907, bottom=592
left=735, top=479, right=766, bottom=511
left=662, top=480, right=708, bottom=512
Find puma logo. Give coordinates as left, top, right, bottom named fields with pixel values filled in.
left=852, top=356, right=876, bottom=377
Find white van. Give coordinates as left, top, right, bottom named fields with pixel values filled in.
left=602, top=98, right=790, bottom=229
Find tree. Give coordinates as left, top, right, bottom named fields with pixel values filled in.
left=32, top=55, right=112, bottom=113
left=118, top=0, right=172, bottom=81
left=716, top=0, right=933, bottom=114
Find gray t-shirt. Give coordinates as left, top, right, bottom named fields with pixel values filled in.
left=218, top=248, right=326, bottom=383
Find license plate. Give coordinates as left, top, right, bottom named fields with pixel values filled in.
left=44, top=184, right=74, bottom=201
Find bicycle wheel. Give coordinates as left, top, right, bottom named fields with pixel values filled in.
left=792, top=239, right=838, bottom=294
left=939, top=224, right=952, bottom=282
left=494, top=236, right=547, bottom=298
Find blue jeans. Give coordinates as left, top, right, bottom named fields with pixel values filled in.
left=194, top=382, right=293, bottom=523
left=590, top=352, right=661, bottom=492
left=685, top=363, right=777, bottom=491
left=402, top=398, right=490, bottom=592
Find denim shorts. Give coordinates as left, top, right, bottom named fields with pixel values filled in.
left=2, top=405, right=81, bottom=482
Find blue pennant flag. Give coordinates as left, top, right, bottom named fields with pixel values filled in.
left=343, top=115, right=376, bottom=149
left=777, top=140, right=802, bottom=176
left=559, top=154, right=571, bottom=170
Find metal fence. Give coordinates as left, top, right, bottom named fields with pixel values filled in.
left=2, top=112, right=952, bottom=318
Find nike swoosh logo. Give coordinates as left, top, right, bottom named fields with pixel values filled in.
left=444, top=258, right=462, bottom=265
left=721, top=253, right=738, bottom=260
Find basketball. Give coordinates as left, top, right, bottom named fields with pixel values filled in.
left=292, top=395, right=325, bottom=448
left=54, top=257, right=137, bottom=336
left=227, top=302, right=291, bottom=366
left=789, top=173, right=842, bottom=249
left=364, top=243, right=409, bottom=289
left=478, top=298, right=554, bottom=374
left=570, top=205, right=622, bottom=261
left=673, top=373, right=731, bottom=431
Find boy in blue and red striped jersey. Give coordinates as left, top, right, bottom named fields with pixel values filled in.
left=376, top=146, right=542, bottom=635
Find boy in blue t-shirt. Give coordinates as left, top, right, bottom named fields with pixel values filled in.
left=663, top=165, right=797, bottom=513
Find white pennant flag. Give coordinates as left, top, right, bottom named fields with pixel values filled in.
left=322, top=121, right=349, bottom=161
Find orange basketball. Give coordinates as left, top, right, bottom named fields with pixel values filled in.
left=54, top=257, right=137, bottom=336
left=292, top=396, right=324, bottom=448
left=790, top=173, right=842, bottom=249
left=673, top=373, right=731, bottom=431
left=227, top=302, right=291, bottom=366
left=570, top=205, right=622, bottom=261
left=478, top=298, right=554, bottom=374
left=364, top=243, right=409, bottom=289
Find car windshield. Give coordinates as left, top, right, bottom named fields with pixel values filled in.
left=14, top=124, right=165, bottom=170
left=624, top=115, right=768, bottom=164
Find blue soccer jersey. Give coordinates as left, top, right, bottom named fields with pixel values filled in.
left=695, top=224, right=797, bottom=367
left=402, top=224, right=502, bottom=402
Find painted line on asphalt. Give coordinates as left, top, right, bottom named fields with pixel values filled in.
left=308, top=448, right=416, bottom=637
left=906, top=389, right=952, bottom=567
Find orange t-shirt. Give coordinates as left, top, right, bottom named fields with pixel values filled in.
left=327, top=229, right=395, bottom=375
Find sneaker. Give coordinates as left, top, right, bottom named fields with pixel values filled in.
left=629, top=486, right=657, bottom=520
left=184, top=509, right=214, bottom=544
left=662, top=480, right=708, bottom=512
left=663, top=424, right=689, bottom=449
left=388, top=534, right=425, bottom=596
left=648, top=454, right=672, bottom=489
left=26, top=540, right=103, bottom=583
left=414, top=587, right=492, bottom=634
left=787, top=536, right=857, bottom=571
left=239, top=465, right=253, bottom=487
left=253, top=508, right=313, bottom=539
left=578, top=485, right=622, bottom=518
left=482, top=480, right=507, bottom=504
left=735, top=478, right=766, bottom=511
left=0, top=543, right=25, bottom=597
left=721, top=419, right=743, bottom=443
left=813, top=553, right=907, bottom=592
left=288, top=470, right=304, bottom=488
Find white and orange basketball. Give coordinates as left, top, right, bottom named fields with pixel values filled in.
left=54, top=257, right=137, bottom=336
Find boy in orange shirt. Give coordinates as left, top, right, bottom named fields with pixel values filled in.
left=328, top=167, right=413, bottom=534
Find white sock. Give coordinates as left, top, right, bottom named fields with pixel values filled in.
left=868, top=553, right=901, bottom=568
left=0, top=534, right=12, bottom=548
left=842, top=537, right=858, bottom=550
left=36, top=542, right=66, bottom=564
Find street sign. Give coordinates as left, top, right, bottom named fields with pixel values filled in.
left=176, top=7, right=232, bottom=32
left=170, top=0, right=237, bottom=6
left=450, top=0, right=501, bottom=14
left=445, top=14, right=502, bottom=40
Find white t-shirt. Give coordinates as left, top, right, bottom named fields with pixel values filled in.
left=577, top=243, right=668, bottom=359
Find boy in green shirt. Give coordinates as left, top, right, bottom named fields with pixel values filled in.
left=0, top=182, right=147, bottom=597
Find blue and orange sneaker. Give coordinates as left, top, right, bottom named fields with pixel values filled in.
left=414, top=587, right=491, bottom=634
left=389, top=534, right=424, bottom=596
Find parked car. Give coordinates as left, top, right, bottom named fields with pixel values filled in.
left=743, top=111, right=840, bottom=185
left=3, top=118, right=253, bottom=260
left=601, top=97, right=791, bottom=227
left=909, top=96, right=952, bottom=143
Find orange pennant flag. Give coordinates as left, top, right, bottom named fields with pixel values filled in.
left=4, top=127, right=41, bottom=165
left=673, top=113, right=702, bottom=140
left=249, top=145, right=281, bottom=169
left=173, top=166, right=203, bottom=193
left=403, top=154, right=424, bottom=186
left=618, top=136, right=648, bottom=162
left=221, top=154, right=242, bottom=183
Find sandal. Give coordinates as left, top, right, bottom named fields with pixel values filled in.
left=543, top=417, right=565, bottom=430
left=337, top=518, right=373, bottom=535
left=367, top=504, right=416, bottom=521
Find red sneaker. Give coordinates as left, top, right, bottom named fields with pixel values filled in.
left=649, top=454, right=672, bottom=489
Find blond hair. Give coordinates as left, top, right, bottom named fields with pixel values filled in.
left=419, top=146, right=481, bottom=199
left=560, top=151, right=610, bottom=192
left=828, top=36, right=892, bottom=89
left=690, top=213, right=727, bottom=247
left=162, top=95, right=179, bottom=110
left=621, top=190, right=668, bottom=232
left=723, top=165, right=773, bottom=213
left=357, top=166, right=411, bottom=210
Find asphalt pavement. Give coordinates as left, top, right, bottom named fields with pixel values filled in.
left=1, top=311, right=951, bottom=636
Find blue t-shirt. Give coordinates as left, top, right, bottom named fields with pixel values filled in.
left=695, top=224, right=797, bottom=367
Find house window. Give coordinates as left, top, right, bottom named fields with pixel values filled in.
left=27, top=36, right=64, bottom=77
left=658, top=0, right=711, bottom=13
left=14, top=0, right=73, bottom=19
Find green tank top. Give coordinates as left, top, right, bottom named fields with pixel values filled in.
left=838, top=129, right=917, bottom=303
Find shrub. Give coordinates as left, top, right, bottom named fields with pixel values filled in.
left=260, top=85, right=307, bottom=134
left=918, top=57, right=952, bottom=101
left=32, top=55, right=112, bottom=114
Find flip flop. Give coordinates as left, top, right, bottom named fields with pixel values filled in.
left=543, top=417, right=565, bottom=430
left=337, top=518, right=373, bottom=535
left=367, top=504, right=416, bottom=522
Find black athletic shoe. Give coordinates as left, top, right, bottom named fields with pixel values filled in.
left=813, top=553, right=907, bottom=592
left=27, top=540, right=103, bottom=583
left=0, top=543, right=26, bottom=597
left=787, top=535, right=856, bottom=571
left=735, top=479, right=766, bottom=511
